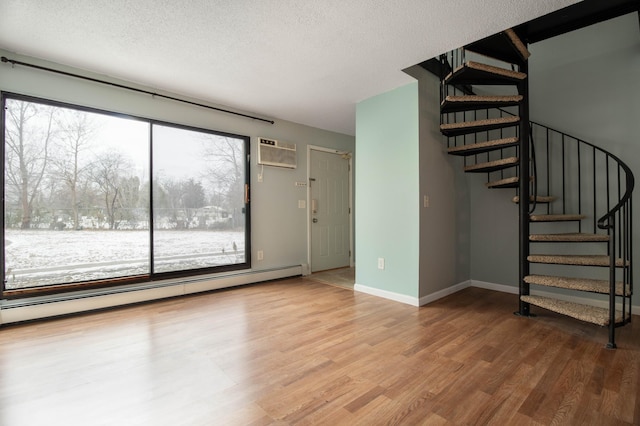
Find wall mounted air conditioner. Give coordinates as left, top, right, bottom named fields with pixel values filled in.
left=257, top=137, right=297, bottom=169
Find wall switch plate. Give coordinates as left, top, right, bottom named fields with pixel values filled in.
left=424, top=195, right=429, bottom=208
left=378, top=257, right=385, bottom=270
left=257, top=250, right=264, bottom=260
left=298, top=200, right=306, bottom=209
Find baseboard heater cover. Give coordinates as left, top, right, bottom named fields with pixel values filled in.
left=0, top=265, right=302, bottom=325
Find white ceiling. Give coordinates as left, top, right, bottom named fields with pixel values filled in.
left=0, top=0, right=580, bottom=135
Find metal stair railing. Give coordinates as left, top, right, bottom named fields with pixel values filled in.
left=438, top=47, right=634, bottom=347
left=439, top=50, right=521, bottom=184
left=529, top=121, right=634, bottom=347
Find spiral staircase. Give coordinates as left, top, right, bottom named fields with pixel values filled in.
left=436, top=28, right=634, bottom=348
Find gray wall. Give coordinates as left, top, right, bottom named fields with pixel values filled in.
left=0, top=49, right=355, bottom=277
left=407, top=65, right=471, bottom=297
left=469, top=13, right=639, bottom=307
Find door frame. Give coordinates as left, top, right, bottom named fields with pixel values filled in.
left=306, top=145, right=353, bottom=274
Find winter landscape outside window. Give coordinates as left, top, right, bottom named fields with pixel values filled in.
left=2, top=94, right=249, bottom=295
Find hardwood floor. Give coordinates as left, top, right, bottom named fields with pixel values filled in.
left=303, top=267, right=355, bottom=290
left=0, top=278, right=639, bottom=425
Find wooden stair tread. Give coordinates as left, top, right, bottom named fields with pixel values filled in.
left=528, top=254, right=628, bottom=267
left=504, top=29, right=531, bottom=60
left=464, top=156, right=518, bottom=173
left=441, top=95, right=523, bottom=113
left=530, top=233, right=609, bottom=242
left=440, top=115, right=520, bottom=137
left=530, top=214, right=585, bottom=222
left=521, top=295, right=622, bottom=326
left=512, top=195, right=556, bottom=204
left=445, top=61, right=527, bottom=86
left=447, top=137, right=518, bottom=156
left=524, top=274, right=629, bottom=296
left=486, top=176, right=519, bottom=189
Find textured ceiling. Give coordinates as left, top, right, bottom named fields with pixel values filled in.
left=0, top=0, right=580, bottom=135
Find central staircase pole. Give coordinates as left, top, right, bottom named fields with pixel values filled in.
left=517, top=60, right=531, bottom=316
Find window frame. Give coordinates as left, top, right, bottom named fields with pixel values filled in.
left=1, top=92, right=251, bottom=298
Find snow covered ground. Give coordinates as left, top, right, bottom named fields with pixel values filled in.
left=4, top=229, right=245, bottom=289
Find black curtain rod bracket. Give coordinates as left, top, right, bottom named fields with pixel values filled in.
left=1, top=56, right=275, bottom=125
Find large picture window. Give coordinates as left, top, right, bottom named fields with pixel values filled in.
left=152, top=124, right=247, bottom=273
left=2, top=94, right=250, bottom=296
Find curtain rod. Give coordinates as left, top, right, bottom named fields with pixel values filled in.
left=1, top=56, right=275, bottom=125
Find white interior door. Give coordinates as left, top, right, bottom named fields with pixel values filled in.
left=310, top=149, right=351, bottom=272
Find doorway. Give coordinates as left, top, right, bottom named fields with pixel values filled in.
left=309, top=148, right=352, bottom=273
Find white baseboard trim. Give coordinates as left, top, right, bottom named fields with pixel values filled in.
left=355, top=279, right=639, bottom=314
left=418, top=280, right=471, bottom=306
left=354, top=280, right=474, bottom=307
left=470, top=280, right=518, bottom=295
left=1, top=265, right=302, bottom=325
left=354, top=283, right=420, bottom=307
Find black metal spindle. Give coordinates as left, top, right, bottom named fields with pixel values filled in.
left=562, top=135, right=566, bottom=214
left=517, top=60, right=530, bottom=317
left=606, top=158, right=611, bottom=237
left=618, top=164, right=622, bottom=257
left=529, top=127, right=538, bottom=213
left=593, top=147, right=597, bottom=234
left=546, top=127, right=550, bottom=215
left=577, top=142, right=582, bottom=233
left=608, top=223, right=617, bottom=349
left=629, top=196, right=633, bottom=320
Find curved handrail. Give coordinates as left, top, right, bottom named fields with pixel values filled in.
left=529, top=120, right=635, bottom=231
left=438, top=47, right=635, bottom=234
left=597, top=157, right=634, bottom=230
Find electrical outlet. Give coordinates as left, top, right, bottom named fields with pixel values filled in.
left=258, top=174, right=263, bottom=182
left=378, top=257, right=385, bottom=270
left=257, top=250, right=264, bottom=260
left=424, top=195, right=429, bottom=208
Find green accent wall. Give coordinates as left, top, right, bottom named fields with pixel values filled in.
left=355, top=82, right=419, bottom=298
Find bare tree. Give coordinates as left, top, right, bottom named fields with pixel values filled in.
left=4, top=99, right=57, bottom=229
left=117, top=175, right=141, bottom=226
left=92, top=151, right=132, bottom=230
left=159, top=177, right=205, bottom=229
left=52, top=110, right=96, bottom=229
left=201, top=136, right=245, bottom=227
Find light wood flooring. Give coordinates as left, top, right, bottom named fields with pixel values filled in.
left=303, top=267, right=355, bottom=290
left=0, top=278, right=639, bottom=425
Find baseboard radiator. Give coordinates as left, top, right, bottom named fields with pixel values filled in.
left=0, top=265, right=303, bottom=325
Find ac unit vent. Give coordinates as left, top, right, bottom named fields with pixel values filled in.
left=257, top=137, right=297, bottom=169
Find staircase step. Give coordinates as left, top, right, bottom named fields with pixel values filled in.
left=504, top=29, right=531, bottom=60
left=441, top=95, right=523, bottom=113
left=447, top=137, right=519, bottom=156
left=465, top=28, right=531, bottom=64
left=464, top=157, right=518, bottom=173
left=445, top=61, right=527, bottom=86
left=528, top=254, right=628, bottom=267
left=440, top=116, right=520, bottom=137
left=521, top=295, right=623, bottom=326
left=512, top=195, right=557, bottom=204
left=524, top=274, right=629, bottom=296
left=530, top=233, right=609, bottom=243
left=486, top=176, right=520, bottom=189
left=530, top=214, right=586, bottom=222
